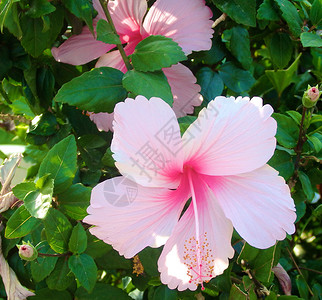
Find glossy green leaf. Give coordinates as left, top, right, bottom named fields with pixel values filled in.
left=31, top=288, right=72, bottom=300
left=75, top=283, right=131, bottom=300
left=257, top=0, right=280, bottom=21
left=12, top=181, right=36, bottom=200
left=46, top=257, right=74, bottom=291
left=62, top=0, right=93, bottom=32
left=273, top=113, right=299, bottom=148
left=268, top=149, right=294, bottom=180
left=132, top=35, right=187, bottom=72
left=296, top=275, right=309, bottom=300
left=211, top=0, right=256, bottom=27
left=274, top=0, right=302, bottom=37
left=268, top=32, right=293, bottom=69
left=230, top=26, right=252, bottom=69
left=122, top=70, right=173, bottom=106
left=5, top=205, right=41, bottom=239
left=298, top=171, right=315, bottom=201
left=24, top=176, right=53, bottom=219
left=55, top=67, right=127, bottom=113
left=300, top=32, right=322, bottom=48
left=265, top=54, right=301, bottom=97
left=31, top=243, right=58, bottom=282
left=196, top=67, right=224, bottom=103
left=310, top=0, right=322, bottom=26
left=20, top=16, right=50, bottom=57
left=38, top=135, right=77, bottom=194
left=58, top=184, right=91, bottom=220
left=152, top=285, right=177, bottom=300
left=96, top=19, right=121, bottom=44
left=43, top=208, right=73, bottom=253
left=68, top=223, right=87, bottom=254
left=26, top=0, right=56, bottom=18
left=218, top=62, right=255, bottom=93
left=68, top=254, right=97, bottom=292
left=229, top=284, right=248, bottom=299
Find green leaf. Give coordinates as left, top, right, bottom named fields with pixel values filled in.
left=152, top=285, right=178, bottom=300
left=46, top=257, right=74, bottom=291
left=85, top=232, right=112, bottom=259
left=24, top=176, right=53, bottom=219
left=5, top=205, right=41, bottom=239
left=29, top=113, right=58, bottom=136
left=300, top=32, right=322, bottom=48
left=139, top=247, right=162, bottom=277
left=31, top=288, right=72, bottom=300
left=68, top=223, right=87, bottom=254
left=102, top=147, right=116, bottom=168
left=257, top=0, right=280, bottom=21
left=229, top=284, right=248, bottom=299
left=307, top=133, right=322, bottom=153
left=273, top=113, right=299, bottom=148
left=132, top=35, right=187, bottom=72
left=75, top=283, right=132, bottom=300
left=26, top=0, right=56, bottom=18
left=296, top=275, right=309, bottom=300
left=20, top=16, right=50, bottom=57
left=38, top=135, right=77, bottom=194
left=31, top=243, right=58, bottom=282
left=310, top=0, right=322, bottom=26
left=68, top=254, right=97, bottom=292
left=268, top=32, right=293, bottom=69
left=37, top=67, right=56, bottom=108
left=238, top=243, right=279, bottom=283
left=274, top=0, right=302, bottom=37
left=265, top=54, right=302, bottom=97
left=218, top=62, right=255, bottom=93
left=196, top=67, right=224, bottom=103
left=298, top=171, right=315, bottom=201
left=211, top=0, right=256, bottom=27
left=58, top=184, right=91, bottom=220
left=12, top=182, right=36, bottom=200
left=54, top=67, right=127, bottom=113
left=268, top=149, right=295, bottom=180
left=43, top=208, right=73, bottom=253
left=62, top=0, right=94, bottom=33
left=230, top=26, right=252, bottom=69
left=96, top=19, right=121, bottom=44
left=122, top=70, right=173, bottom=106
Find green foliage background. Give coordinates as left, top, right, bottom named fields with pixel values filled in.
left=0, top=0, right=321, bottom=299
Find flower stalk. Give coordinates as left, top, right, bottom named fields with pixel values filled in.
left=98, top=0, right=133, bottom=71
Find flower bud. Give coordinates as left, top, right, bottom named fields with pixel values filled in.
left=272, top=263, right=292, bottom=295
left=17, top=241, right=38, bottom=261
left=302, top=85, right=321, bottom=108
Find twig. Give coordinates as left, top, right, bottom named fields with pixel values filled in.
left=286, top=247, right=314, bottom=296
left=212, top=13, right=227, bottom=28
left=99, top=0, right=132, bottom=71
left=290, top=266, right=322, bottom=276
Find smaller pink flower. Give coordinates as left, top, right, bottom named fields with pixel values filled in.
left=52, top=0, right=213, bottom=131
left=84, top=95, right=296, bottom=291
left=17, top=242, right=38, bottom=261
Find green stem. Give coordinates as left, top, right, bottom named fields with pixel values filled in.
left=99, top=0, right=132, bottom=71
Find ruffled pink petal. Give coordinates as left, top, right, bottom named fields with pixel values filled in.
left=163, top=63, right=203, bottom=118
left=84, top=175, right=190, bottom=258
left=89, top=112, right=114, bottom=132
left=158, top=173, right=234, bottom=291
left=183, top=96, right=277, bottom=176
left=142, top=0, right=213, bottom=54
left=95, top=41, right=137, bottom=72
left=111, top=96, right=184, bottom=188
left=108, top=0, right=147, bottom=43
left=204, top=165, right=296, bottom=249
left=52, top=17, right=114, bottom=65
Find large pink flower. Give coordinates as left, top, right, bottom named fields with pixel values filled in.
left=52, top=0, right=213, bottom=131
left=84, top=95, right=296, bottom=291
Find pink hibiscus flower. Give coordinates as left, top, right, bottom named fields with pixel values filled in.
left=84, top=95, right=296, bottom=291
left=52, top=0, right=213, bottom=131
